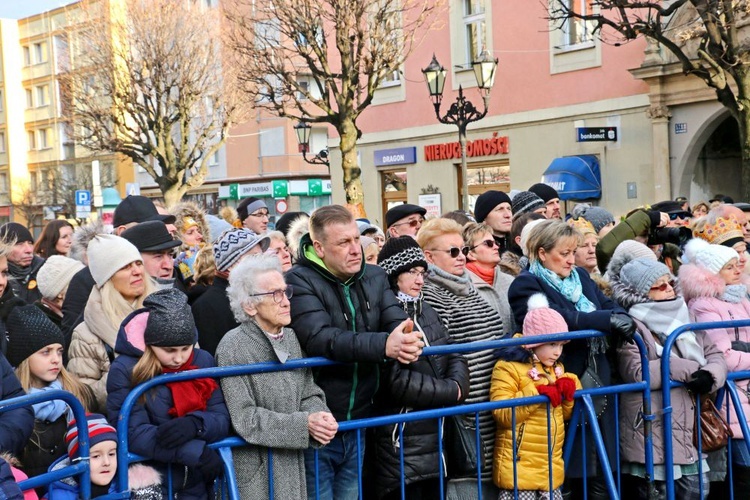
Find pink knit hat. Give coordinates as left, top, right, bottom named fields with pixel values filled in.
left=523, top=293, right=569, bottom=348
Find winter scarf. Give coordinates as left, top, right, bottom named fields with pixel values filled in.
left=529, top=260, right=596, bottom=313
left=29, top=379, right=70, bottom=421
left=161, top=351, right=219, bottom=417
left=722, top=284, right=748, bottom=304
left=466, top=261, right=495, bottom=285
left=628, top=298, right=706, bottom=365
left=396, top=291, right=419, bottom=303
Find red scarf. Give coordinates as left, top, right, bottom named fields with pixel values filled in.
left=161, top=351, right=219, bottom=417
left=466, top=261, right=495, bottom=285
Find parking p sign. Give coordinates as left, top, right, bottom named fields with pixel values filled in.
left=75, top=190, right=91, bottom=206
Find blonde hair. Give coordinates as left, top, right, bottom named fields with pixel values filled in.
left=416, top=218, right=464, bottom=249
left=525, top=219, right=582, bottom=263
left=462, top=222, right=494, bottom=247
left=100, top=277, right=154, bottom=330
left=131, top=346, right=165, bottom=404
left=192, top=245, right=216, bottom=286
left=16, top=359, right=95, bottom=412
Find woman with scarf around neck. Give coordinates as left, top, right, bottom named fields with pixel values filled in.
left=416, top=218, right=505, bottom=494
left=680, top=238, right=750, bottom=496
left=372, top=237, right=469, bottom=499
left=216, top=255, right=337, bottom=500
left=5, top=304, right=95, bottom=489
left=106, top=288, right=230, bottom=499
left=613, top=258, right=727, bottom=499
left=507, top=219, right=637, bottom=500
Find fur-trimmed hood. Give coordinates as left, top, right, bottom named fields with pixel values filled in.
left=169, top=201, right=209, bottom=250
left=678, top=263, right=726, bottom=302
left=286, top=214, right=310, bottom=262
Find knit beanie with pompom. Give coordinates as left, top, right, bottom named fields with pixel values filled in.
left=682, top=237, right=739, bottom=275
left=522, top=293, right=569, bottom=348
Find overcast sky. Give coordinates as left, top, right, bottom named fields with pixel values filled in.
left=0, top=0, right=77, bottom=19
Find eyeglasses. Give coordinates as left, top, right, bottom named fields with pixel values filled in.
left=392, top=217, right=424, bottom=228
left=407, top=268, right=430, bottom=279
left=430, top=246, right=469, bottom=258
left=471, top=239, right=496, bottom=250
left=249, top=210, right=270, bottom=219
left=251, top=285, right=293, bottom=303
left=650, top=280, right=675, bottom=292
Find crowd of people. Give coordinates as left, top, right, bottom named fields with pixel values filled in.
left=0, top=187, right=747, bottom=499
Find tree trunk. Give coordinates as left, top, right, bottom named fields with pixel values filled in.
left=162, top=182, right=187, bottom=208
left=338, top=117, right=367, bottom=218
left=740, top=106, right=750, bottom=201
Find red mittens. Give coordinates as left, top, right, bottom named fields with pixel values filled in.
left=555, top=377, right=576, bottom=402
left=536, top=384, right=562, bottom=407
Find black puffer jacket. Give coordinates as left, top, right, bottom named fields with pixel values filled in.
left=285, top=234, right=407, bottom=422
left=372, top=298, right=469, bottom=498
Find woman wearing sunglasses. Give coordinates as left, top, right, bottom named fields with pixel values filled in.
left=216, top=254, right=337, bottom=499
left=463, top=222, right=515, bottom=336
left=416, top=218, right=506, bottom=491
left=508, top=219, right=637, bottom=500
left=613, top=257, right=726, bottom=498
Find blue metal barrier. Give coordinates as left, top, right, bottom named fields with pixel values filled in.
left=0, top=389, right=92, bottom=498
left=662, top=318, right=750, bottom=499
left=113, top=329, right=653, bottom=500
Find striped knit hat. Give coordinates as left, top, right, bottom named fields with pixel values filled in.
left=377, top=236, right=428, bottom=287
left=213, top=228, right=270, bottom=272
left=66, top=413, right=117, bottom=458
left=512, top=191, right=545, bottom=220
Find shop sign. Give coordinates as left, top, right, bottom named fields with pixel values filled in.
left=424, top=133, right=509, bottom=162
left=374, top=147, right=417, bottom=167
left=418, top=193, right=442, bottom=218
left=237, top=180, right=288, bottom=198
left=218, top=185, right=233, bottom=200
left=322, top=180, right=332, bottom=194
left=576, top=127, right=618, bottom=142
left=290, top=180, right=309, bottom=196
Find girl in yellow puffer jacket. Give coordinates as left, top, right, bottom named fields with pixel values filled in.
left=490, top=294, right=581, bottom=499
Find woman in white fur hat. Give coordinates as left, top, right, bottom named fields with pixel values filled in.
left=67, top=235, right=154, bottom=409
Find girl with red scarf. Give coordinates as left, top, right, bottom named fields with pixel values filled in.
left=106, top=288, right=230, bottom=499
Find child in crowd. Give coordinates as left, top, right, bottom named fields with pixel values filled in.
left=490, top=294, right=581, bottom=500
left=46, top=414, right=162, bottom=499
left=106, top=288, right=230, bottom=498
left=6, top=305, right=96, bottom=483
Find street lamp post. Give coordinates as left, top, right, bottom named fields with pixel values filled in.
left=294, top=122, right=330, bottom=169
left=422, top=51, right=498, bottom=211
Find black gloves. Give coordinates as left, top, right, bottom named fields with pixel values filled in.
left=198, top=447, right=224, bottom=480
left=647, top=210, right=662, bottom=229
left=732, top=340, right=750, bottom=353
left=156, top=415, right=201, bottom=448
left=610, top=312, right=636, bottom=344
left=684, top=370, right=714, bottom=395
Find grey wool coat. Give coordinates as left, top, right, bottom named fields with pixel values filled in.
left=215, top=321, right=329, bottom=500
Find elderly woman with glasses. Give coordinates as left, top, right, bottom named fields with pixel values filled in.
left=611, top=257, right=726, bottom=498
left=371, top=236, right=469, bottom=499
left=508, top=219, right=637, bottom=500
left=463, top=222, right=515, bottom=336
left=416, top=218, right=506, bottom=485
left=215, top=254, right=337, bottom=499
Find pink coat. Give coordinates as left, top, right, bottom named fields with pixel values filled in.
left=680, top=263, right=750, bottom=436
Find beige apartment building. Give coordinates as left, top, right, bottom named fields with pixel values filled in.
left=0, top=0, right=331, bottom=231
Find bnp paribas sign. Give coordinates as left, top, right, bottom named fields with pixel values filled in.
left=576, top=127, right=618, bottom=142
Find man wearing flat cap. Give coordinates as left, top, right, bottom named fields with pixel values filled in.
left=385, top=204, right=426, bottom=239
left=121, top=221, right=183, bottom=290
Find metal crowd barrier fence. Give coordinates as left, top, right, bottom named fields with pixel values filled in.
left=110, top=329, right=652, bottom=500
left=0, top=389, right=92, bottom=497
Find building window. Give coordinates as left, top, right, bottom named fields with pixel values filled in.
left=0, top=90, right=4, bottom=112
left=463, top=0, right=486, bottom=63
left=464, top=160, right=510, bottom=213
left=36, top=85, right=48, bottom=107
left=33, top=42, right=47, bottom=64
left=0, top=132, right=5, bottom=153
left=380, top=169, right=408, bottom=222
left=209, top=151, right=219, bottom=166
left=22, top=46, right=31, bottom=66
left=27, top=130, right=36, bottom=150
left=39, top=129, right=50, bottom=149
left=25, top=89, right=33, bottom=109
left=29, top=173, right=37, bottom=192
left=557, top=0, right=593, bottom=49
left=0, top=173, right=8, bottom=193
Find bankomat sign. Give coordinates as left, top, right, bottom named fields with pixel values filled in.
left=576, top=127, right=618, bottom=142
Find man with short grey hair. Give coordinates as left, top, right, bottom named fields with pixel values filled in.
left=286, top=204, right=423, bottom=500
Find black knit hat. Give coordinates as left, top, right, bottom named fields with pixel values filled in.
left=143, top=289, right=198, bottom=347
left=0, top=223, right=33, bottom=244
left=377, top=236, right=428, bottom=287
left=6, top=305, right=65, bottom=367
left=528, top=183, right=560, bottom=203
left=474, top=190, right=511, bottom=223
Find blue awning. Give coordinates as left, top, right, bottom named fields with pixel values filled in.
left=541, top=155, right=601, bottom=200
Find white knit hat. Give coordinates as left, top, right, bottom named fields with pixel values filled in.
left=87, top=234, right=143, bottom=287
left=37, top=256, right=85, bottom=300
left=683, top=237, right=739, bottom=275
